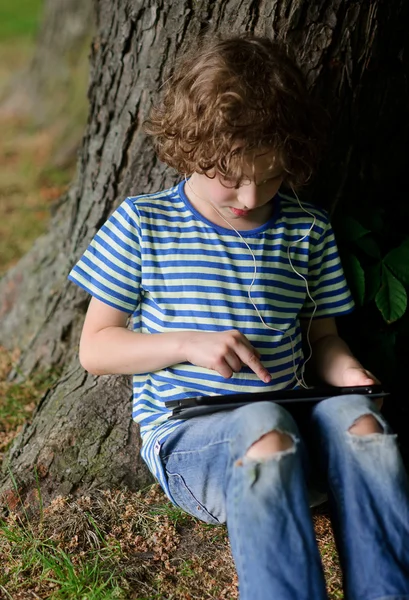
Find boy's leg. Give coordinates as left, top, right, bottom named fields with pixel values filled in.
left=310, top=394, right=409, bottom=600
left=160, top=401, right=328, bottom=600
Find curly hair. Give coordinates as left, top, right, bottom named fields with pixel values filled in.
left=144, top=34, right=327, bottom=189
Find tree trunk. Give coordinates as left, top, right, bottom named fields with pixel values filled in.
left=1, top=0, right=408, bottom=511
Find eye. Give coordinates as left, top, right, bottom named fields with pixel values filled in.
left=221, top=176, right=250, bottom=189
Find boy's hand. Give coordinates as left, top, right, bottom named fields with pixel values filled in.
left=183, top=329, right=272, bottom=384
left=341, top=366, right=383, bottom=409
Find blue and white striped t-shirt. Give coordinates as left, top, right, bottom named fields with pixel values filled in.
left=68, top=180, right=354, bottom=501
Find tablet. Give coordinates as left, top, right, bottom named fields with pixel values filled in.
left=165, top=384, right=387, bottom=420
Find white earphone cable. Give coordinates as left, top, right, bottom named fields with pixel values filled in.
left=184, top=176, right=317, bottom=389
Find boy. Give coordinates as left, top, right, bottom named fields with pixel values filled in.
left=68, top=35, right=409, bottom=600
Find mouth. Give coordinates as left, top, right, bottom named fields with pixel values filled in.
left=230, top=207, right=250, bottom=216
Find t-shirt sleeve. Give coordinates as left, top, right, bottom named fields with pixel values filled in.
left=67, top=198, right=141, bottom=313
left=300, top=213, right=355, bottom=318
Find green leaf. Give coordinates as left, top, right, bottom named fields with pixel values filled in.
left=375, top=265, right=407, bottom=323
left=343, top=253, right=365, bottom=306
left=355, top=235, right=381, bottom=259
left=336, top=216, right=370, bottom=243
left=365, top=262, right=382, bottom=303
left=384, top=239, right=409, bottom=286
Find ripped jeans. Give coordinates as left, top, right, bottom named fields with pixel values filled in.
left=159, top=395, right=409, bottom=600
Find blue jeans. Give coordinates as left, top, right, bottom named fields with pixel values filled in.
left=159, top=395, right=409, bottom=600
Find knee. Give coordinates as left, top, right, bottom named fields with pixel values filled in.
left=234, top=401, right=297, bottom=436
left=246, top=430, right=294, bottom=459
left=313, top=394, right=386, bottom=435
left=348, top=414, right=383, bottom=436
left=232, top=401, right=299, bottom=461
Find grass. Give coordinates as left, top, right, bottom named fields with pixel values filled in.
left=0, top=116, right=74, bottom=276
left=0, top=483, right=237, bottom=599
left=0, top=9, right=87, bottom=277
left=0, top=346, right=62, bottom=465
left=0, top=508, right=127, bottom=599
left=0, top=0, right=43, bottom=40
left=0, top=477, right=343, bottom=599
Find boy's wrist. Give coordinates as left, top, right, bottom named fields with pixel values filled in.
left=312, top=334, right=365, bottom=386
left=175, top=330, right=199, bottom=364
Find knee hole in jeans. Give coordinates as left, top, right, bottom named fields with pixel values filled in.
left=348, top=414, right=383, bottom=436
left=245, top=430, right=294, bottom=460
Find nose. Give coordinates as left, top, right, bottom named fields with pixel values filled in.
left=237, top=181, right=261, bottom=210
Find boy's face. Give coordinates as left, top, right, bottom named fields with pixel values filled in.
left=185, top=149, right=285, bottom=230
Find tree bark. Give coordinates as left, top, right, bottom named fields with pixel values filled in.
left=1, top=0, right=408, bottom=510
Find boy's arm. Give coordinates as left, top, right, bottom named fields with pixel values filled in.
left=301, top=317, right=379, bottom=388
left=79, top=297, right=189, bottom=375
left=79, top=297, right=270, bottom=382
